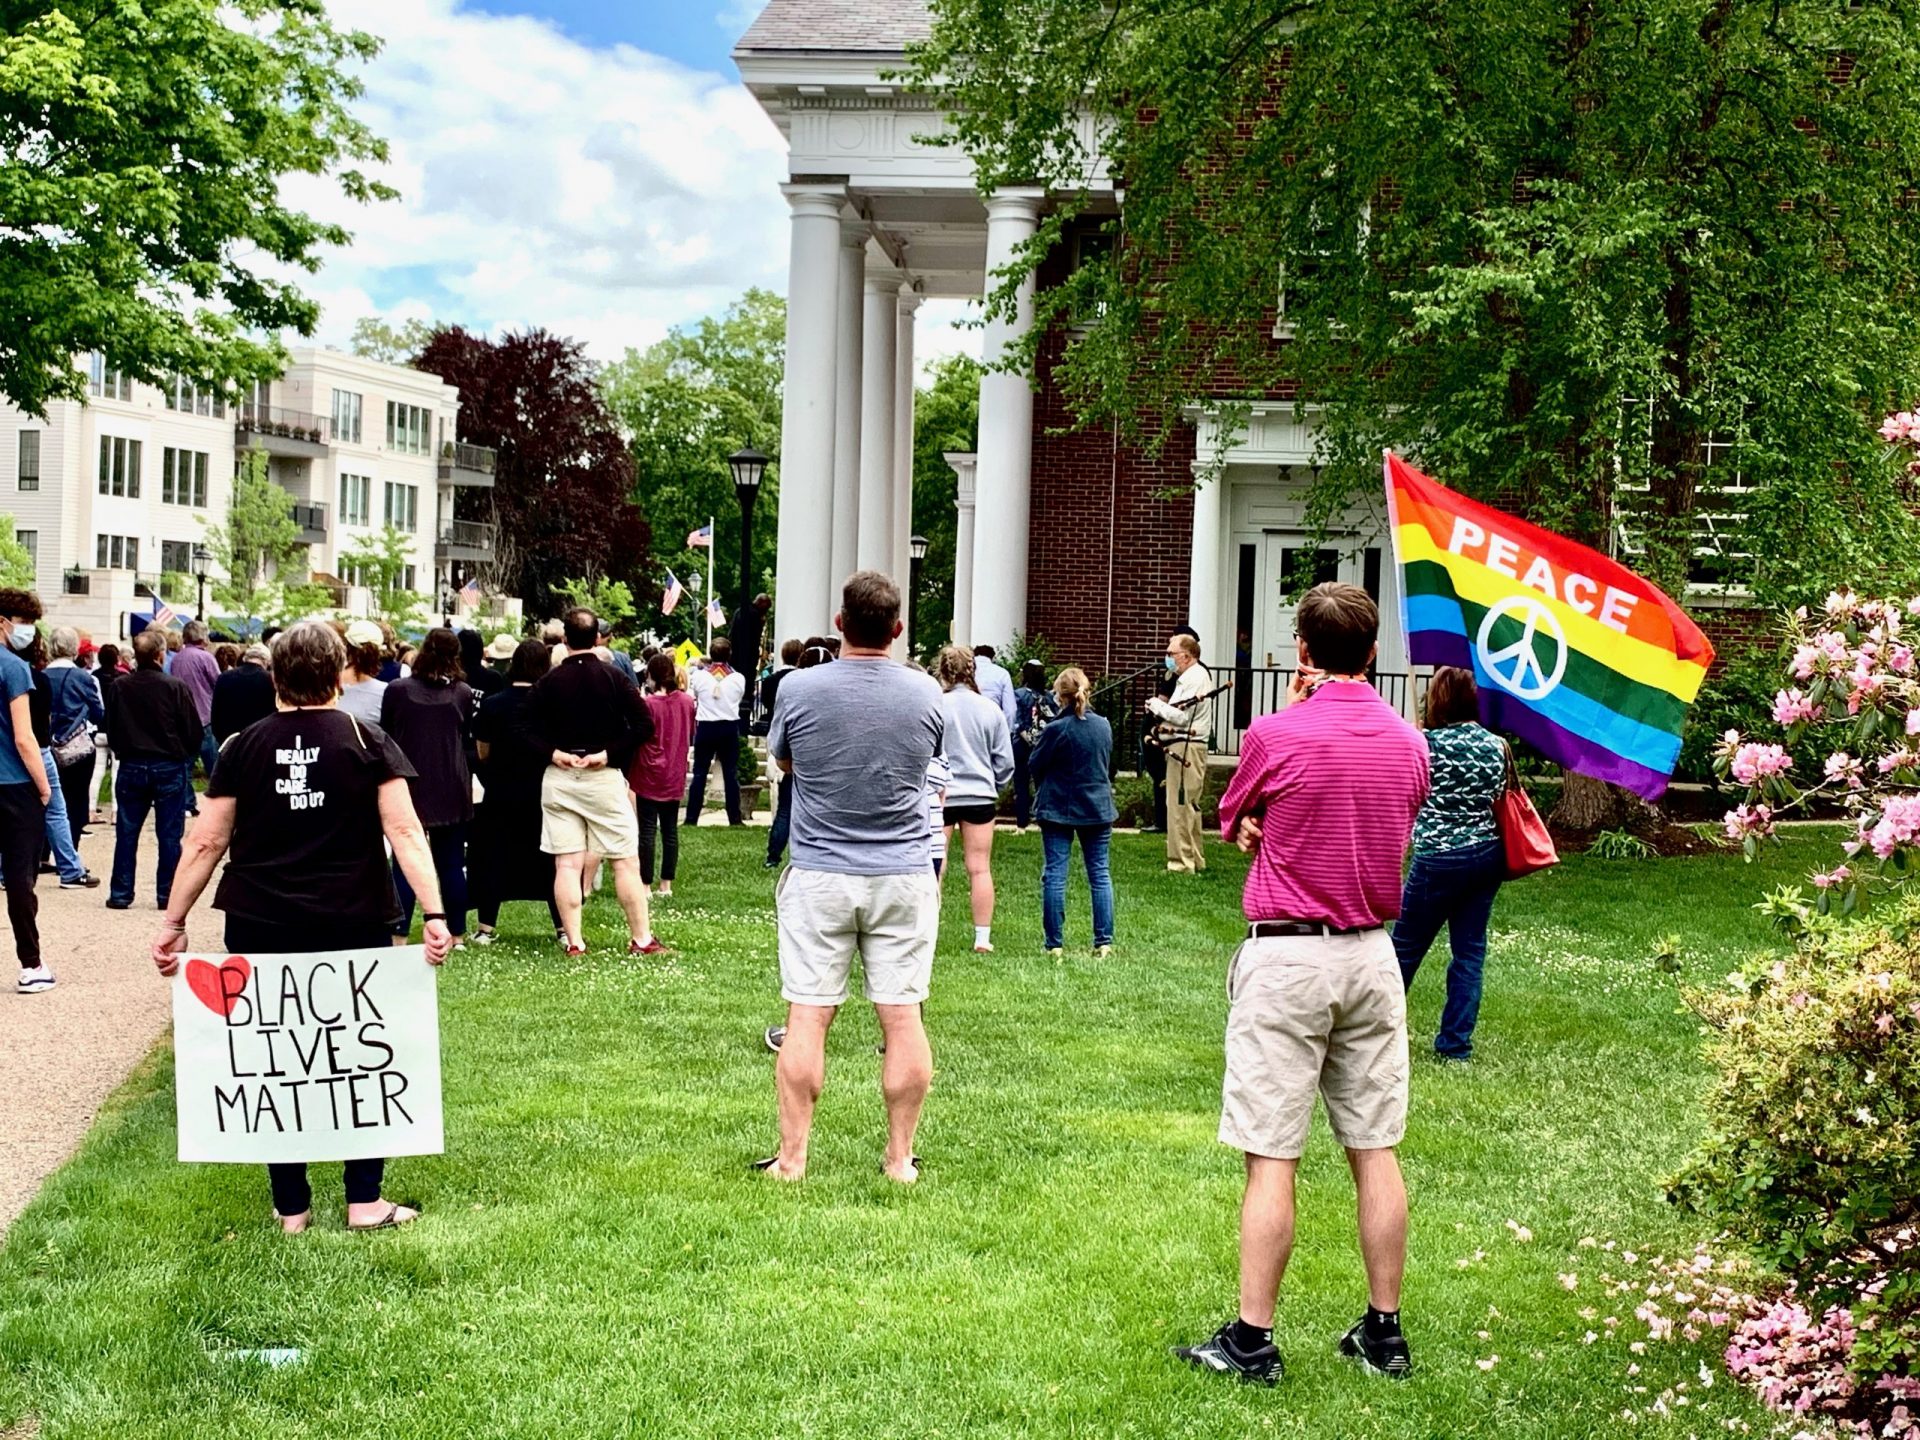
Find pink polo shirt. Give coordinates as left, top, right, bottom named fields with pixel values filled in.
left=1218, top=682, right=1431, bottom=929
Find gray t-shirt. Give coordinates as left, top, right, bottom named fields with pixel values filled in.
left=768, top=656, right=945, bottom=875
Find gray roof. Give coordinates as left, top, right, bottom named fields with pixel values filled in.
left=734, top=0, right=931, bottom=53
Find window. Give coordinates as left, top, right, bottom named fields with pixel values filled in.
left=332, top=390, right=363, bottom=445
left=1611, top=394, right=1756, bottom=593
left=1067, top=229, right=1115, bottom=327
left=385, top=401, right=429, bottom=455
left=16, top=530, right=35, bottom=570
left=394, top=564, right=417, bottom=593
left=161, top=540, right=193, bottom=576
left=164, top=378, right=224, bottom=417
left=161, top=448, right=208, bottom=506
left=1275, top=202, right=1369, bottom=339
left=339, top=472, right=372, bottom=525
left=96, top=436, right=142, bottom=498
left=86, top=354, right=132, bottom=401
left=16, top=431, right=38, bottom=491
left=95, top=535, right=139, bottom=570
left=383, top=481, right=418, bottom=531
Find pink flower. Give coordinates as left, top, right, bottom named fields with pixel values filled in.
left=1876, top=1012, right=1896, bottom=1034
left=1908, top=708, right=1920, bottom=737
left=1725, top=803, right=1776, bottom=841
left=1893, top=645, right=1915, bottom=674
left=1825, top=752, right=1865, bottom=790
left=1732, top=743, right=1791, bottom=785
left=1812, top=867, right=1851, bottom=890
left=1826, top=589, right=1857, bottom=618
left=1790, top=645, right=1820, bottom=680
left=1882, top=412, right=1914, bottom=441
left=1772, top=689, right=1818, bottom=726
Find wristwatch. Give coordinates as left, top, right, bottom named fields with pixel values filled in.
left=422, top=912, right=447, bottom=923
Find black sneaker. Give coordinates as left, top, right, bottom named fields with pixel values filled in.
left=763, top=1025, right=786, bottom=1053
left=1338, top=1317, right=1413, bottom=1378
left=60, top=872, right=101, bottom=890
left=104, top=897, right=132, bottom=910
left=1173, top=1321, right=1282, bottom=1386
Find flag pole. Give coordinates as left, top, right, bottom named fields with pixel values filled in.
left=704, top=515, right=716, bottom=651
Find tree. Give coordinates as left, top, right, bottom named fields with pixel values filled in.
left=340, top=525, right=428, bottom=631
left=600, top=290, right=785, bottom=614
left=0, top=0, right=393, bottom=417
left=0, top=517, right=32, bottom=589
left=349, top=317, right=439, bottom=367
left=413, top=328, right=651, bottom=620
left=912, top=0, right=1920, bottom=607
left=554, top=577, right=637, bottom=639
left=909, top=355, right=983, bottom=655
left=202, top=453, right=331, bottom=635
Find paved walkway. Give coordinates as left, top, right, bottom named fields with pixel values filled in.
left=0, top=819, right=179, bottom=1232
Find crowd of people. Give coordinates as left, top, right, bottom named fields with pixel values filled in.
left=0, top=568, right=1521, bottom=1389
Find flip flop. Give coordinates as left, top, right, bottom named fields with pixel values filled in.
left=750, top=1156, right=780, bottom=1172
left=346, top=1202, right=418, bottom=1232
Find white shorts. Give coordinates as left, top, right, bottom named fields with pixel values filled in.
left=777, top=867, right=940, bottom=1008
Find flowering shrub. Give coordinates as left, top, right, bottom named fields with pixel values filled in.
left=1718, top=586, right=1920, bottom=914
left=1671, top=893, right=1920, bottom=1385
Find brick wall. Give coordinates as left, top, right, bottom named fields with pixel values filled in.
left=1695, top=604, right=1780, bottom=673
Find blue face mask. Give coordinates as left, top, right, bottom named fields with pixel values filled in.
left=6, top=623, right=33, bottom=652
left=1163, top=655, right=1177, bottom=671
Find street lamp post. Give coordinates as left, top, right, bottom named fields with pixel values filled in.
left=191, top=544, right=211, bottom=622
left=908, top=534, right=929, bottom=659
left=727, top=445, right=769, bottom=612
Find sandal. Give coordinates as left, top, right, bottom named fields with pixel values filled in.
left=346, top=1202, right=419, bottom=1231
left=881, top=1155, right=923, bottom=1183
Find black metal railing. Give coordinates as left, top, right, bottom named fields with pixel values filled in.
left=235, top=404, right=330, bottom=445
left=438, top=441, right=497, bottom=481
left=1092, top=662, right=1421, bottom=760
left=436, top=519, right=496, bottom=553
left=290, top=501, right=328, bottom=541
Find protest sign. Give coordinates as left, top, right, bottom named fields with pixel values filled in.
left=172, top=945, right=443, bottom=1164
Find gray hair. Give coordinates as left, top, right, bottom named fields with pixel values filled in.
left=183, top=619, right=208, bottom=645
left=47, top=625, right=79, bottom=660
left=243, top=644, right=271, bottom=668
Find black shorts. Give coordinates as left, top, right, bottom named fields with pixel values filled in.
left=946, top=802, right=998, bottom=828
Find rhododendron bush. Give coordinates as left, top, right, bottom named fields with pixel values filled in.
left=1719, top=587, right=1920, bottom=914
left=1672, top=894, right=1920, bottom=1385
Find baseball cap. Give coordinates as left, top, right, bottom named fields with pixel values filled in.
left=344, top=619, right=384, bottom=647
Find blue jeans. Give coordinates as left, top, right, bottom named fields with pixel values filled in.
left=198, top=729, right=220, bottom=782
left=766, top=773, right=794, bottom=865
left=1392, top=838, right=1505, bottom=1060
left=392, top=823, right=468, bottom=937
left=1013, top=740, right=1033, bottom=828
left=1041, top=821, right=1114, bottom=950
left=111, top=760, right=191, bottom=907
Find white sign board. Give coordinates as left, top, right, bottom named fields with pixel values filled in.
left=172, top=945, right=443, bottom=1164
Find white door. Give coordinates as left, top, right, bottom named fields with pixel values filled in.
left=1257, top=534, right=1383, bottom=669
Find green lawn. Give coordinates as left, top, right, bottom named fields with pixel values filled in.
left=0, top=829, right=1822, bottom=1438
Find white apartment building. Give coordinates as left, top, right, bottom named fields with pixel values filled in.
left=0, top=347, right=499, bottom=638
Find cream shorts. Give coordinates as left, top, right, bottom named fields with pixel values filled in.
left=540, top=765, right=638, bottom=859
left=777, top=867, right=940, bottom=1008
left=1219, top=929, right=1410, bottom=1159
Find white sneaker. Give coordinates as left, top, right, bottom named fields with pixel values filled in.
left=470, top=931, right=497, bottom=947
left=16, top=966, right=55, bottom=993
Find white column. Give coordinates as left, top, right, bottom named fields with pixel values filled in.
left=856, top=270, right=901, bottom=573
left=968, top=188, right=1044, bottom=648
left=891, top=291, right=920, bottom=589
left=774, top=183, right=845, bottom=642
left=1187, top=465, right=1226, bottom=637
left=829, top=225, right=866, bottom=614
left=946, top=451, right=978, bottom=646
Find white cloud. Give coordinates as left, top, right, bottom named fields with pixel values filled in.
left=289, top=0, right=791, bottom=359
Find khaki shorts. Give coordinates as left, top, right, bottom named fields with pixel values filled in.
left=540, top=765, right=638, bottom=859
left=1219, top=929, right=1409, bottom=1159
left=778, top=867, right=940, bottom=1008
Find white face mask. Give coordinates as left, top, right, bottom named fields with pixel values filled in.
left=6, top=623, right=34, bottom=652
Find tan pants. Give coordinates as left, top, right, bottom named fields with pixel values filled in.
left=1166, top=741, right=1207, bottom=873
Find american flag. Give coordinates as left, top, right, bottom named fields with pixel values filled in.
left=661, top=571, right=684, bottom=615
left=151, top=600, right=176, bottom=628
left=459, top=576, right=481, bottom=606
left=706, top=597, right=726, bottom=630
left=687, top=523, right=712, bottom=549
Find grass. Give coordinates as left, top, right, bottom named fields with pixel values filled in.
left=0, top=829, right=1830, bottom=1438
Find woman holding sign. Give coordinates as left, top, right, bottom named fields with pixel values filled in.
left=152, top=622, right=454, bottom=1234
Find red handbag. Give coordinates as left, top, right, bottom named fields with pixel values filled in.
left=1496, top=744, right=1559, bottom=880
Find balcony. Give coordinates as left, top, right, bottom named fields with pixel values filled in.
left=435, top=519, right=496, bottom=562
left=290, top=501, right=328, bottom=545
left=235, top=403, right=330, bottom=459
left=438, top=441, right=497, bottom=488
left=62, top=569, right=90, bottom=596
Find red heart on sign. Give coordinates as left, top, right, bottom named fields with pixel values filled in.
left=184, top=956, right=251, bottom=1019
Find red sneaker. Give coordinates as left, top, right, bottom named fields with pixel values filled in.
left=629, top=937, right=670, bottom=956
left=561, top=938, right=588, bottom=957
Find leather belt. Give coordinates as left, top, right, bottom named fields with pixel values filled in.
left=1247, top=920, right=1384, bottom=939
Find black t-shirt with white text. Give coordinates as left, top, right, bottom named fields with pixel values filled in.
left=207, top=708, right=417, bottom=926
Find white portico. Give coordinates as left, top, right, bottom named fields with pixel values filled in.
left=735, top=0, right=1109, bottom=644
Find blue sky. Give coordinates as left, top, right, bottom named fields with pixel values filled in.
left=465, top=0, right=749, bottom=73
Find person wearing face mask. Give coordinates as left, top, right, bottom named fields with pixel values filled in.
left=0, top=591, right=54, bottom=991
left=1145, top=631, right=1214, bottom=875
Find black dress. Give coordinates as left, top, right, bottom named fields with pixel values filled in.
left=470, top=685, right=556, bottom=921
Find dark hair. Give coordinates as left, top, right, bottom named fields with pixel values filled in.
left=214, top=643, right=241, bottom=671
left=1424, top=666, right=1481, bottom=729
left=646, top=652, right=679, bottom=690
left=563, top=607, right=597, bottom=651
left=798, top=635, right=834, bottom=670
left=508, top=638, right=553, bottom=685
left=132, top=631, right=167, bottom=668
left=97, top=643, right=120, bottom=673
left=973, top=644, right=997, bottom=661
left=1296, top=582, right=1378, bottom=675
left=0, top=588, right=42, bottom=623
left=825, top=637, right=841, bottom=656
left=345, top=636, right=382, bottom=680
left=270, top=622, right=345, bottom=706
left=1020, top=660, right=1047, bottom=691
left=261, top=626, right=282, bottom=646
left=457, top=628, right=487, bottom=679
left=412, top=627, right=465, bottom=685
left=838, top=571, right=900, bottom=649
left=780, top=638, right=802, bottom=666
left=710, top=636, right=733, bottom=664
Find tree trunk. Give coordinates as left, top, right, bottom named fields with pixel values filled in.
left=1549, top=769, right=1629, bottom=832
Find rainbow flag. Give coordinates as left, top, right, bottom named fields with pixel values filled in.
left=1385, top=451, right=1714, bottom=801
